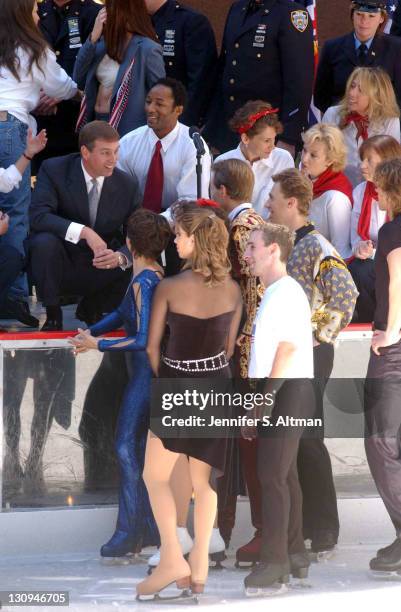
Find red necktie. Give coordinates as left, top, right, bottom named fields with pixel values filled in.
left=142, top=141, right=164, bottom=213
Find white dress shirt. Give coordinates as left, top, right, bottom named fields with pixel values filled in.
left=0, top=47, right=77, bottom=132
left=308, top=190, right=352, bottom=260
left=351, top=181, right=387, bottom=253
left=322, top=105, right=401, bottom=186
left=0, top=165, right=22, bottom=194
left=214, top=145, right=294, bottom=218
left=118, top=122, right=211, bottom=209
left=65, top=163, right=105, bottom=244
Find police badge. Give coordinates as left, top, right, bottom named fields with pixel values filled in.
left=290, top=10, right=309, bottom=33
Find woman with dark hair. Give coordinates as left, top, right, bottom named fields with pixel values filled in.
left=69, top=209, right=171, bottom=561
left=0, top=0, right=77, bottom=322
left=215, top=101, right=294, bottom=218
left=350, top=135, right=401, bottom=322
left=136, top=203, right=242, bottom=600
left=74, top=0, right=165, bottom=136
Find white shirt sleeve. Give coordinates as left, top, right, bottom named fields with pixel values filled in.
left=321, top=106, right=339, bottom=125
left=176, top=138, right=211, bottom=200
left=385, top=117, right=401, bottom=143
left=350, top=183, right=364, bottom=252
left=65, top=222, right=85, bottom=244
left=0, top=165, right=22, bottom=194
left=326, top=191, right=352, bottom=259
left=32, top=49, right=77, bottom=100
left=117, top=134, right=137, bottom=177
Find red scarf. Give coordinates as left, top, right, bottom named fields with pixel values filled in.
left=344, top=112, right=369, bottom=141
left=312, top=167, right=354, bottom=204
left=358, top=181, right=378, bottom=242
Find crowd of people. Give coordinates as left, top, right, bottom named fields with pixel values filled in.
left=1, top=0, right=401, bottom=601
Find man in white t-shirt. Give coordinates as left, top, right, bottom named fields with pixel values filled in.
left=242, top=223, right=314, bottom=595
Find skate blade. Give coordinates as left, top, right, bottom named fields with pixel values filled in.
left=101, top=553, right=138, bottom=566
left=136, top=588, right=193, bottom=602
left=209, top=550, right=226, bottom=570
left=370, top=569, right=401, bottom=580
left=290, top=578, right=312, bottom=589
left=308, top=549, right=335, bottom=563
left=245, top=583, right=288, bottom=598
left=235, top=560, right=258, bottom=570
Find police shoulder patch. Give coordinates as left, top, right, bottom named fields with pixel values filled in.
left=290, top=10, right=309, bottom=33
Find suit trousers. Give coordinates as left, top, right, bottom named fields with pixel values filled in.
left=29, top=232, right=129, bottom=310
left=365, top=339, right=401, bottom=536
left=258, top=379, right=315, bottom=564
left=0, top=244, right=24, bottom=305
left=348, top=258, right=376, bottom=324
left=297, top=343, right=339, bottom=540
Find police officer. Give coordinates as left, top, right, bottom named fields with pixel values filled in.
left=203, top=0, right=314, bottom=156
left=33, top=0, right=101, bottom=171
left=145, top=0, right=218, bottom=127
left=315, top=1, right=401, bottom=113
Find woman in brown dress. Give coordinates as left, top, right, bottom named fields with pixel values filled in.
left=136, top=203, right=242, bottom=600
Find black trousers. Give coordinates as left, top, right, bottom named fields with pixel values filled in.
left=258, top=379, right=315, bottom=564
left=348, top=258, right=376, bottom=323
left=365, top=339, right=401, bottom=536
left=0, top=244, right=24, bottom=305
left=297, top=343, right=340, bottom=541
left=29, top=232, right=130, bottom=310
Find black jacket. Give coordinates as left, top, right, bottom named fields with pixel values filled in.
left=38, top=0, right=101, bottom=77
left=30, top=154, right=141, bottom=260
left=314, top=31, right=401, bottom=113
left=204, top=0, right=314, bottom=152
left=151, top=0, right=218, bottom=126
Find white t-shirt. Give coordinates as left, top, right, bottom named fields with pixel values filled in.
left=322, top=105, right=400, bottom=186
left=214, top=145, right=294, bottom=218
left=249, top=276, right=314, bottom=379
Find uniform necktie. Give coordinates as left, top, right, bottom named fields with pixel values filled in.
left=358, top=43, right=368, bottom=65
left=88, top=178, right=100, bottom=227
left=142, top=141, right=164, bottom=213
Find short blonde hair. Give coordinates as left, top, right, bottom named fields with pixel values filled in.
left=272, top=168, right=313, bottom=216
left=302, top=124, right=347, bottom=172
left=374, top=158, right=401, bottom=217
left=173, top=202, right=231, bottom=286
left=339, top=67, right=399, bottom=126
left=257, top=223, right=295, bottom=264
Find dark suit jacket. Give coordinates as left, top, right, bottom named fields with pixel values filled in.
left=314, top=31, right=401, bottom=113
left=30, top=153, right=141, bottom=260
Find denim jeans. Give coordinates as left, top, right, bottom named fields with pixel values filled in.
left=0, top=113, right=30, bottom=300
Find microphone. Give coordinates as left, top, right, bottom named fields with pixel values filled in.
left=189, top=126, right=206, bottom=156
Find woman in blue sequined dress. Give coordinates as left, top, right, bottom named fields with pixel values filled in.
left=70, top=209, right=171, bottom=560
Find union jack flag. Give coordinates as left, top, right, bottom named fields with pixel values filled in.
left=291, top=0, right=320, bottom=125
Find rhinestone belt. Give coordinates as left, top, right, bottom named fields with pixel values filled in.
left=162, top=351, right=229, bottom=373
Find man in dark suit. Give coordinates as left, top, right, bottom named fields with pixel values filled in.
left=29, top=121, right=141, bottom=331
left=145, top=0, right=218, bottom=127
left=315, top=1, right=401, bottom=113
left=203, top=0, right=314, bottom=156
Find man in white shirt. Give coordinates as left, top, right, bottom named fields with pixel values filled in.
left=242, top=223, right=314, bottom=595
left=118, top=77, right=211, bottom=210
left=29, top=121, right=141, bottom=330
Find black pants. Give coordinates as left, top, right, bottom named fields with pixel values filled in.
left=297, top=343, right=339, bottom=541
left=365, top=340, right=401, bottom=536
left=29, top=232, right=130, bottom=310
left=348, top=258, right=375, bottom=323
left=258, top=379, right=315, bottom=564
left=0, top=244, right=24, bottom=305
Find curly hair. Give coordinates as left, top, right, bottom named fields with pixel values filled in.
left=229, top=100, right=283, bottom=138
left=172, top=202, right=231, bottom=286
left=126, top=209, right=172, bottom=260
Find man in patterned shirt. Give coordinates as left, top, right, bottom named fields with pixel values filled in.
left=266, top=167, right=358, bottom=560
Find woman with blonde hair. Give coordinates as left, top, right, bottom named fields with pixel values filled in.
left=350, top=135, right=401, bottom=322
left=302, top=124, right=353, bottom=259
left=136, top=203, right=242, bottom=600
left=322, top=67, right=400, bottom=185
left=215, top=100, right=294, bottom=218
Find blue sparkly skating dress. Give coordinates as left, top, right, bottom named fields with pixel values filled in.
left=89, top=269, right=161, bottom=557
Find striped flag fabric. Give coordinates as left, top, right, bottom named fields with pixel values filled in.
left=384, top=1, right=400, bottom=32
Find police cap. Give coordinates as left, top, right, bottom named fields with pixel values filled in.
left=351, top=1, right=387, bottom=12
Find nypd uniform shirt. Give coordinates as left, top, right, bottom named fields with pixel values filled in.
left=38, top=0, right=101, bottom=77
left=204, top=0, right=314, bottom=153
left=151, top=0, right=218, bottom=126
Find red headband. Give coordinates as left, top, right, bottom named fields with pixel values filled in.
left=197, top=198, right=220, bottom=208
left=237, top=108, right=279, bottom=134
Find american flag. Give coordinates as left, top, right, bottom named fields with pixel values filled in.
left=385, top=1, right=399, bottom=32
left=291, top=0, right=320, bottom=124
